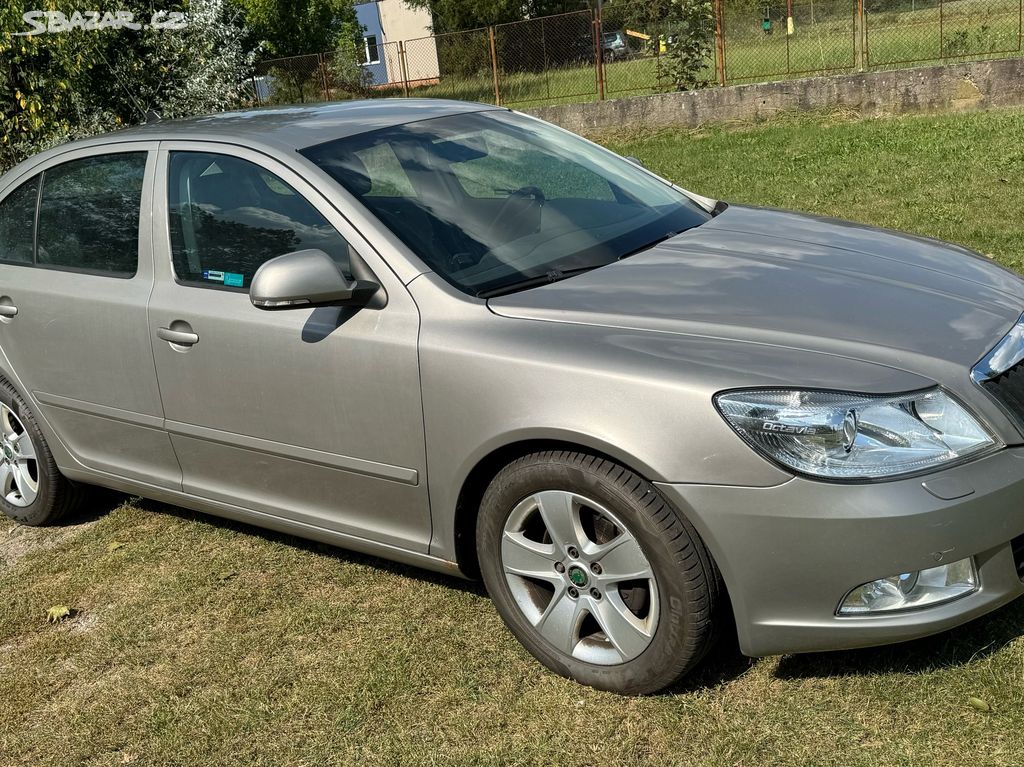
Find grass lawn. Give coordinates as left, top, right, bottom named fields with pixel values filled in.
left=3, top=107, right=1024, bottom=766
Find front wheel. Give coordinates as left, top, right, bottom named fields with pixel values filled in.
left=477, top=451, right=720, bottom=694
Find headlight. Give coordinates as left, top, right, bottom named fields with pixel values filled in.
left=714, top=388, right=995, bottom=479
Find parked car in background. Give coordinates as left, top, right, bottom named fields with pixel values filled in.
left=601, top=30, right=630, bottom=61
left=2, top=100, right=1024, bottom=695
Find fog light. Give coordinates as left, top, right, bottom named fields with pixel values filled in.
left=838, top=557, right=977, bottom=615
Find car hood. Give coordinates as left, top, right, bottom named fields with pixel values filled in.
left=488, top=205, right=1024, bottom=375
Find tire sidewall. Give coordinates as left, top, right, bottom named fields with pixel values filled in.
left=0, top=382, right=57, bottom=526
left=478, top=456, right=707, bottom=694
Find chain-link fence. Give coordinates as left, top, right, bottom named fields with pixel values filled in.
left=254, top=54, right=325, bottom=105
left=721, top=0, right=857, bottom=83
left=866, top=0, right=1023, bottom=67
left=494, top=11, right=600, bottom=106
left=409, top=28, right=495, bottom=102
left=598, top=1, right=716, bottom=96
left=252, top=0, right=1024, bottom=109
left=254, top=51, right=379, bottom=105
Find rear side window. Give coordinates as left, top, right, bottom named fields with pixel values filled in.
left=0, top=176, right=39, bottom=265
left=167, top=152, right=352, bottom=290
left=37, top=153, right=146, bottom=276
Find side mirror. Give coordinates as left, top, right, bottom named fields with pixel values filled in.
left=250, top=249, right=380, bottom=311
left=625, top=156, right=646, bottom=168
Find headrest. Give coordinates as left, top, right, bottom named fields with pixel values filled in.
left=319, top=153, right=372, bottom=197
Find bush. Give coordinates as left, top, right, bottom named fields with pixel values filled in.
left=1, top=0, right=255, bottom=173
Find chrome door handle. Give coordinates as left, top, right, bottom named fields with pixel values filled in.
left=157, top=327, right=199, bottom=346
left=0, top=305, right=17, bottom=317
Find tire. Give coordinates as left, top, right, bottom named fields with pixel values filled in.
left=0, top=379, right=84, bottom=526
left=477, top=450, right=720, bottom=695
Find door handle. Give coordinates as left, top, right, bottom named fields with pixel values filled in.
left=157, top=326, right=199, bottom=346
left=0, top=305, right=17, bottom=318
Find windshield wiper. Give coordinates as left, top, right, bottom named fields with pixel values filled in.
left=479, top=228, right=694, bottom=299
left=616, top=229, right=683, bottom=261
left=477, top=265, right=607, bottom=299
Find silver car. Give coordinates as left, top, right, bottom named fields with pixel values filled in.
left=2, top=100, right=1023, bottom=695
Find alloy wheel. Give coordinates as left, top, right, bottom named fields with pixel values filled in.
left=500, top=490, right=659, bottom=665
left=0, top=403, right=39, bottom=507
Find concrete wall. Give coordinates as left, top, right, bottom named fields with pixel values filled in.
left=525, top=58, right=1024, bottom=133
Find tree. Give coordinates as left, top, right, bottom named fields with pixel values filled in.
left=602, top=0, right=713, bottom=91
left=229, top=0, right=361, bottom=57
left=406, top=0, right=589, bottom=35
left=1, top=0, right=256, bottom=172
left=655, top=0, right=714, bottom=91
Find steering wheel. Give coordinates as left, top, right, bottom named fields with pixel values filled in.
left=489, top=186, right=546, bottom=238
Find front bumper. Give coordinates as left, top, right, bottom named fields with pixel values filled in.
left=655, top=448, right=1024, bottom=657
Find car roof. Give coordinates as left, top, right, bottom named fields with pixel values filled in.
left=48, top=99, right=503, bottom=155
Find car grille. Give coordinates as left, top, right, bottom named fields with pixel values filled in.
left=979, top=359, right=1024, bottom=429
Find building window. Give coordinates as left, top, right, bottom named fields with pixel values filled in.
left=360, top=35, right=380, bottom=65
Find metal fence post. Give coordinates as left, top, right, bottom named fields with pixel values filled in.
left=714, top=0, right=726, bottom=86
left=786, top=22, right=792, bottom=75
left=855, top=0, right=866, bottom=71
left=317, top=53, right=331, bottom=101
left=488, top=26, right=502, bottom=106
left=398, top=41, right=410, bottom=97
left=939, top=0, right=945, bottom=58
left=594, top=9, right=606, bottom=99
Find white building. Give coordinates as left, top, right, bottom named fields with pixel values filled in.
left=355, top=0, right=441, bottom=86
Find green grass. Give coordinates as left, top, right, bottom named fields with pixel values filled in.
left=3, top=107, right=1024, bottom=766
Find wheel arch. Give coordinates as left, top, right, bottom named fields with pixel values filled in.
left=0, top=351, right=79, bottom=473
left=450, top=435, right=666, bottom=579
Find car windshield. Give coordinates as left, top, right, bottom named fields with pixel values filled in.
left=301, top=110, right=711, bottom=297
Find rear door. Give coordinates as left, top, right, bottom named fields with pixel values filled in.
left=0, top=143, right=181, bottom=489
left=147, top=143, right=430, bottom=552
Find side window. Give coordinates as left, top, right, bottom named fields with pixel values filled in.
left=37, top=153, right=146, bottom=275
left=447, top=129, right=615, bottom=202
left=0, top=176, right=39, bottom=265
left=168, top=152, right=352, bottom=290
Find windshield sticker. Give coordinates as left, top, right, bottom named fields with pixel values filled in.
left=202, top=270, right=225, bottom=283
left=224, top=272, right=244, bottom=288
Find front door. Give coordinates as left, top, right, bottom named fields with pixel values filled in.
left=147, top=144, right=429, bottom=551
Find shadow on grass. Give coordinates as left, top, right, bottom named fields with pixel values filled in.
left=87, top=491, right=1023, bottom=691
left=54, top=487, right=130, bottom=527
left=68, top=490, right=762, bottom=692
left=774, top=599, right=1024, bottom=680
left=119, top=494, right=489, bottom=598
